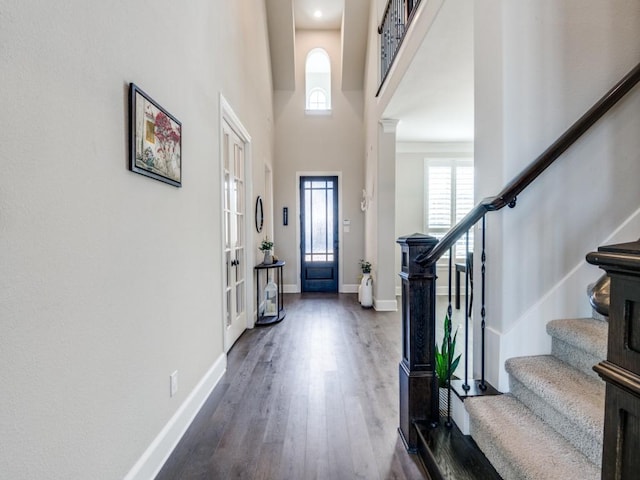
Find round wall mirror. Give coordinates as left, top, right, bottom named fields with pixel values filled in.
left=255, top=196, right=264, bottom=233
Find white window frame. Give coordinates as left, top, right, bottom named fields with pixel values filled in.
left=305, top=48, right=331, bottom=114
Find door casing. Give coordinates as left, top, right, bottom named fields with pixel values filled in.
left=220, top=94, right=253, bottom=352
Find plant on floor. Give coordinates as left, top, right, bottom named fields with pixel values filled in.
left=359, top=259, right=372, bottom=274
left=435, top=313, right=461, bottom=388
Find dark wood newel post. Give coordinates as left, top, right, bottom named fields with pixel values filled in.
left=587, top=240, right=640, bottom=479
left=396, top=233, right=439, bottom=452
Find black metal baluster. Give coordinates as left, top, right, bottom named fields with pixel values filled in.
left=479, top=216, right=487, bottom=391
left=463, top=230, right=470, bottom=392
left=446, top=246, right=453, bottom=427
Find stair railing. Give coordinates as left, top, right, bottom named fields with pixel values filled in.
left=377, top=0, right=422, bottom=93
left=397, top=61, right=640, bottom=450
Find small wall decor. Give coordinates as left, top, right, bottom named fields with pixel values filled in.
left=283, top=207, right=288, bottom=226
left=129, top=83, right=182, bottom=187
left=255, top=196, right=264, bottom=232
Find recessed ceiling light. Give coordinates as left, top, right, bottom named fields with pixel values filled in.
left=313, top=10, right=322, bottom=18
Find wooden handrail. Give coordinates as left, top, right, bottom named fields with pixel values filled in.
left=416, top=61, right=640, bottom=267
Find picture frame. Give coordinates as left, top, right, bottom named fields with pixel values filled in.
left=129, top=83, right=182, bottom=187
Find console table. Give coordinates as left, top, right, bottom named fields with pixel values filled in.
left=254, top=260, right=286, bottom=326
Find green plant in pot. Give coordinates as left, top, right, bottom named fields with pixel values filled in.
left=359, top=259, right=372, bottom=274
left=259, top=237, right=274, bottom=264
left=435, top=313, right=461, bottom=388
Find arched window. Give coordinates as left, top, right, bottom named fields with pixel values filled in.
left=305, top=48, right=331, bottom=111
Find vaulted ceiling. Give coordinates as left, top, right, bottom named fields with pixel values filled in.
left=264, top=0, right=474, bottom=143
left=265, top=0, right=369, bottom=91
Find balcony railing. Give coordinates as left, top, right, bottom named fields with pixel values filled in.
left=377, top=0, right=421, bottom=93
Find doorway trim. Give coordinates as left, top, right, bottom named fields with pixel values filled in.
left=294, top=171, right=343, bottom=293
left=219, top=94, right=253, bottom=352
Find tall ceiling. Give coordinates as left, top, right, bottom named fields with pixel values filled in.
left=265, top=0, right=474, bottom=143
left=265, top=0, right=369, bottom=92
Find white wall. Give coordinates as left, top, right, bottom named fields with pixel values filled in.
left=475, top=0, right=640, bottom=390
left=395, top=142, right=474, bottom=294
left=0, top=1, right=274, bottom=478
left=273, top=30, right=365, bottom=292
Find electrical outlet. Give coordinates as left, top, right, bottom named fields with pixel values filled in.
left=170, top=371, right=178, bottom=397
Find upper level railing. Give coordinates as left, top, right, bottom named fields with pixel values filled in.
left=377, top=0, right=422, bottom=93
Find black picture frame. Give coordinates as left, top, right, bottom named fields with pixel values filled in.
left=129, top=83, right=182, bottom=187
left=255, top=196, right=264, bottom=232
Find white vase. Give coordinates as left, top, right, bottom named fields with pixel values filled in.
left=263, top=251, right=273, bottom=264
left=359, top=273, right=373, bottom=307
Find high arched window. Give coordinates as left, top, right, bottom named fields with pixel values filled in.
left=305, top=48, right=331, bottom=112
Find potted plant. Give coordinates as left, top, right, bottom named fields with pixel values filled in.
left=435, top=313, right=461, bottom=388
left=435, top=313, right=461, bottom=418
left=358, top=259, right=373, bottom=307
left=259, top=237, right=274, bottom=264
left=359, top=259, right=372, bottom=274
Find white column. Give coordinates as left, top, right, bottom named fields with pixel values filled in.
left=374, top=118, right=399, bottom=311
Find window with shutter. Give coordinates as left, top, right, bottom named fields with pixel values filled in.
left=424, top=159, right=474, bottom=261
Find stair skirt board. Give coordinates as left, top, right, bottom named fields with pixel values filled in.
left=466, top=394, right=600, bottom=480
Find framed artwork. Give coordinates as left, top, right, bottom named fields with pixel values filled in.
left=129, top=83, right=182, bottom=187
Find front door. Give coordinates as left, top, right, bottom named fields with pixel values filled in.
left=222, top=120, right=247, bottom=351
left=300, top=176, right=338, bottom=292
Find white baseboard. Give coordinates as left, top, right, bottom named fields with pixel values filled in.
left=283, top=284, right=300, bottom=293
left=341, top=284, right=359, bottom=294
left=124, top=354, right=227, bottom=480
left=452, top=393, right=470, bottom=435
left=374, top=298, right=398, bottom=311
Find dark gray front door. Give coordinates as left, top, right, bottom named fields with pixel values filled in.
left=300, top=176, right=338, bottom=292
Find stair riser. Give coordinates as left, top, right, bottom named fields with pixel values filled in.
left=509, top=377, right=602, bottom=466
left=552, top=338, right=604, bottom=380
left=468, top=418, right=523, bottom=480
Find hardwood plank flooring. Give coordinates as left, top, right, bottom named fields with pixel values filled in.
left=156, top=293, right=427, bottom=480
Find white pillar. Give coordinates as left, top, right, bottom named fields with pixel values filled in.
left=374, top=118, right=399, bottom=311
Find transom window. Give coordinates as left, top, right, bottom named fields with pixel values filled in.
left=305, top=48, right=331, bottom=112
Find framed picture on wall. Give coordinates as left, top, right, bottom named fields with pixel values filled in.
left=129, top=83, right=182, bottom=187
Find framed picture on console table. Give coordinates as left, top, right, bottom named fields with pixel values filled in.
left=129, top=83, right=182, bottom=187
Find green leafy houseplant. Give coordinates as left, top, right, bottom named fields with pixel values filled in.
left=259, top=238, right=274, bottom=252
left=359, top=259, right=372, bottom=274
left=435, top=313, right=461, bottom=388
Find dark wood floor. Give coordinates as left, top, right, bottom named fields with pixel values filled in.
left=156, top=293, right=427, bottom=480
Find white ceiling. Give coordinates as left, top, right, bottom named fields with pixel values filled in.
left=383, top=0, right=474, bottom=142
left=294, top=0, right=344, bottom=30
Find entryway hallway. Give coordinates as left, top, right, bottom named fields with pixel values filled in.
left=156, top=293, right=426, bottom=479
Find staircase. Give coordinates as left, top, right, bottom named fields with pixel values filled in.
left=465, top=316, right=607, bottom=480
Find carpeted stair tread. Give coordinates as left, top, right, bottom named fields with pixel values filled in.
left=466, top=394, right=599, bottom=480
left=546, top=317, right=607, bottom=359
left=506, top=355, right=604, bottom=440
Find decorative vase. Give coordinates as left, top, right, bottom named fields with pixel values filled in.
left=359, top=273, right=373, bottom=308
left=263, top=251, right=273, bottom=264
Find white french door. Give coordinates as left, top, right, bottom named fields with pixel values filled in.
left=222, top=120, right=247, bottom=351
